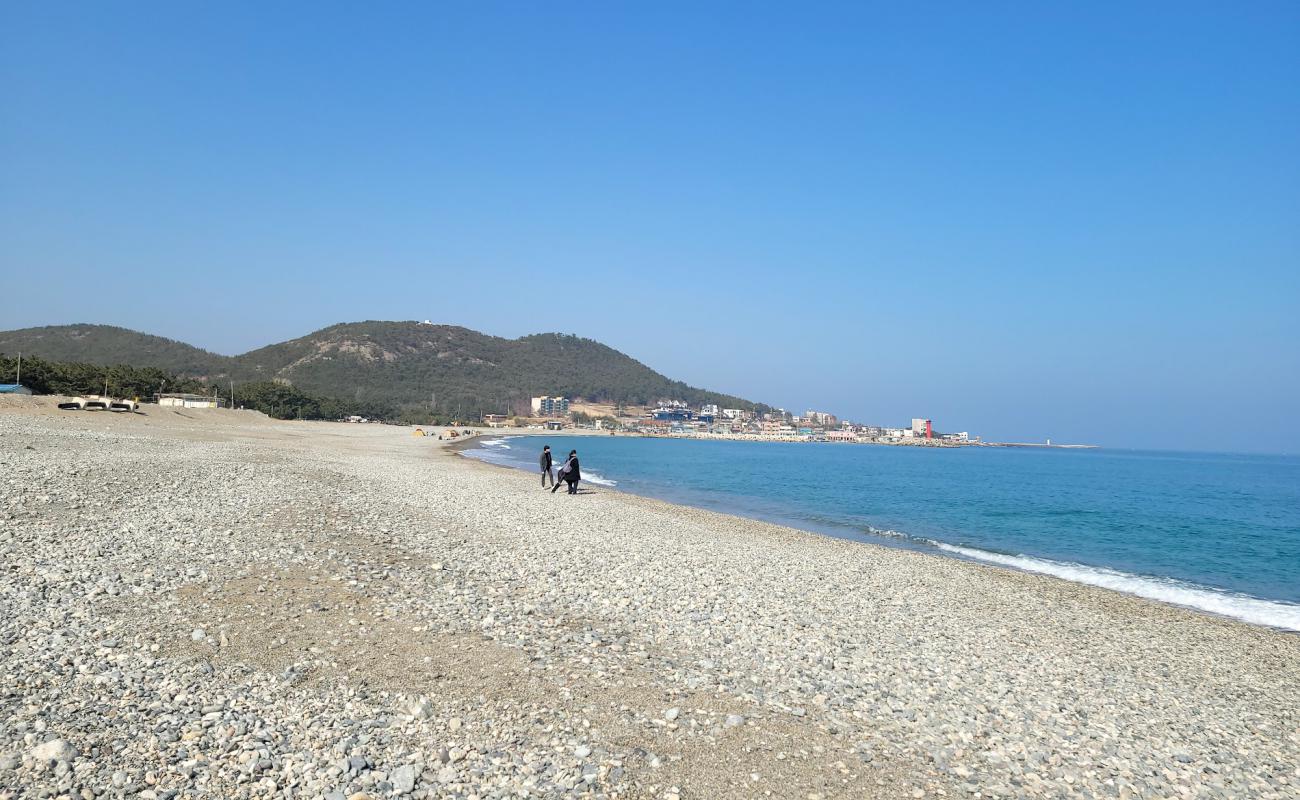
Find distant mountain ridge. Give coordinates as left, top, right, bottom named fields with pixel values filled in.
left=0, top=322, right=766, bottom=414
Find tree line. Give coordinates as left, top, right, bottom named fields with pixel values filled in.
left=0, top=354, right=393, bottom=422
left=1, top=353, right=208, bottom=398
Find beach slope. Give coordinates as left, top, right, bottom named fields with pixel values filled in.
left=1, top=400, right=1296, bottom=799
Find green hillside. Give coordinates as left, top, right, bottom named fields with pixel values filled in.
left=0, top=321, right=767, bottom=416
left=0, top=324, right=227, bottom=376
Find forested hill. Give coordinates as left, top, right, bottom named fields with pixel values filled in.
left=0, top=321, right=766, bottom=414
left=0, top=324, right=227, bottom=376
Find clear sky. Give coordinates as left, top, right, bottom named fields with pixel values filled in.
left=2, top=3, right=1297, bottom=452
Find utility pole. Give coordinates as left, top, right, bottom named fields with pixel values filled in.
left=15, top=352, right=20, bottom=385
left=230, top=379, right=235, bottom=409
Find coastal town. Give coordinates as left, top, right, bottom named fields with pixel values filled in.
left=493, top=396, right=982, bottom=446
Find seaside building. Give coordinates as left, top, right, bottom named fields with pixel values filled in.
left=911, top=418, right=933, bottom=439
left=760, top=419, right=799, bottom=437
left=762, top=408, right=790, bottom=422
left=531, top=396, right=570, bottom=416
left=806, top=410, right=838, bottom=427
left=158, top=393, right=223, bottom=409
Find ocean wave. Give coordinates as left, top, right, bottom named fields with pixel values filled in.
left=925, top=541, right=1300, bottom=632
left=582, top=471, right=618, bottom=487
left=478, top=438, right=513, bottom=449
left=863, top=526, right=911, bottom=541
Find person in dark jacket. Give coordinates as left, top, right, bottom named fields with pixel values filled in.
left=539, top=445, right=554, bottom=488
left=551, top=449, right=581, bottom=494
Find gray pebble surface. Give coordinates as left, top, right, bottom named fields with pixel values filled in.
left=1, top=400, right=1297, bottom=799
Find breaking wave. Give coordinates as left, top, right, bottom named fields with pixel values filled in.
left=582, top=471, right=618, bottom=487
left=925, top=541, right=1300, bottom=632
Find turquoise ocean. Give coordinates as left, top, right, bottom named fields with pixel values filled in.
left=466, top=436, right=1300, bottom=631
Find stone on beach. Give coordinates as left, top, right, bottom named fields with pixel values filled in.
left=391, top=763, right=418, bottom=794
left=28, top=739, right=76, bottom=764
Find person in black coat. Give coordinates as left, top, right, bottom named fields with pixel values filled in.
left=551, top=449, right=581, bottom=494
left=539, top=445, right=554, bottom=488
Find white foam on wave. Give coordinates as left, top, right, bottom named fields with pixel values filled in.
left=864, top=526, right=911, bottom=541
left=582, top=471, right=618, bottom=487
left=927, top=541, right=1300, bottom=632
left=477, top=438, right=513, bottom=449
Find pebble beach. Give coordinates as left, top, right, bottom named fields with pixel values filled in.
left=2, top=400, right=1297, bottom=800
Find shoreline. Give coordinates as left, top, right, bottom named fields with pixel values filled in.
left=450, top=431, right=1300, bottom=656
left=458, top=433, right=1300, bottom=634
left=415, top=417, right=1097, bottom=450
left=518, top=429, right=1098, bottom=449
left=3, top=399, right=1297, bottom=799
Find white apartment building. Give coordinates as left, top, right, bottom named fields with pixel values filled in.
left=531, top=396, right=570, bottom=416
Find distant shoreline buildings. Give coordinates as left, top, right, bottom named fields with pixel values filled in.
left=514, top=395, right=978, bottom=446
left=632, top=403, right=976, bottom=445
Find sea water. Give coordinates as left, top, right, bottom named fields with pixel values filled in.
left=466, top=437, right=1300, bottom=631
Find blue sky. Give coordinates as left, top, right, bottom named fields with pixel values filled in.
left=2, top=3, right=1297, bottom=452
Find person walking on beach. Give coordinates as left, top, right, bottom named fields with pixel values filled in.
left=551, top=449, right=581, bottom=494
left=539, top=445, right=554, bottom=488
